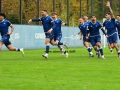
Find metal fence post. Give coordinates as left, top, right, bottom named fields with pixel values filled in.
left=53, top=0, right=55, bottom=12
left=20, top=0, right=22, bottom=24
left=0, top=0, right=2, bottom=12
left=101, top=0, right=104, bottom=18
left=91, top=0, right=93, bottom=15
left=80, top=0, right=82, bottom=18
left=67, top=0, right=69, bottom=26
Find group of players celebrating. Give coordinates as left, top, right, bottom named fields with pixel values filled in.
left=78, top=1, right=120, bottom=59
left=28, top=11, right=69, bottom=59
left=0, top=1, right=120, bottom=59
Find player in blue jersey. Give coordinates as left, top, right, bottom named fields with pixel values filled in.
left=0, top=13, right=24, bottom=56
left=50, top=12, right=68, bottom=58
left=28, top=10, right=68, bottom=59
left=86, top=15, right=107, bottom=60
left=83, top=15, right=93, bottom=50
left=83, top=15, right=90, bottom=25
left=78, top=18, right=94, bottom=57
left=103, top=1, right=120, bottom=57
left=116, top=15, right=120, bottom=39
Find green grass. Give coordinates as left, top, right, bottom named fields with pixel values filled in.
left=0, top=47, right=120, bottom=90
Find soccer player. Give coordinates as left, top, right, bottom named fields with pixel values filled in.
left=50, top=12, right=68, bottom=58
left=103, top=1, right=120, bottom=57
left=0, top=12, right=24, bottom=56
left=78, top=18, right=94, bottom=57
left=86, top=15, right=107, bottom=60
left=28, top=10, right=67, bottom=59
left=83, top=15, right=90, bottom=24
left=83, top=15, right=93, bottom=49
left=116, top=15, right=120, bottom=39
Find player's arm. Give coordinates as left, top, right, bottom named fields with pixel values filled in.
left=6, top=21, right=14, bottom=35
left=47, top=20, right=56, bottom=34
left=78, top=31, right=81, bottom=35
left=115, top=22, right=118, bottom=31
left=61, top=21, right=67, bottom=26
left=106, top=1, right=115, bottom=18
left=7, top=25, right=14, bottom=35
left=78, top=31, right=82, bottom=40
left=100, top=23, right=108, bottom=38
left=86, top=26, right=90, bottom=39
left=28, top=18, right=41, bottom=23
left=101, top=27, right=107, bottom=35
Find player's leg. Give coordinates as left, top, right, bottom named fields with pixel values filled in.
left=108, top=41, right=113, bottom=54
left=50, top=39, right=56, bottom=46
left=56, top=36, right=63, bottom=52
left=83, top=41, right=94, bottom=57
left=90, top=37, right=100, bottom=58
left=6, top=44, right=24, bottom=56
left=112, top=34, right=120, bottom=57
left=55, top=34, right=68, bottom=57
left=90, top=37, right=101, bottom=58
left=96, top=36, right=105, bottom=59
left=42, top=38, right=51, bottom=59
left=97, top=42, right=105, bottom=60
left=1, top=35, right=24, bottom=56
left=5, top=41, right=24, bottom=56
left=89, top=37, right=98, bottom=53
left=50, top=34, right=68, bottom=48
left=6, top=44, right=19, bottom=51
left=0, top=42, right=3, bottom=51
left=0, top=35, right=7, bottom=51
left=58, top=45, right=63, bottom=52
left=113, top=42, right=120, bottom=57
left=56, top=41, right=68, bottom=49
left=50, top=38, right=64, bottom=52
left=57, top=41, right=68, bottom=58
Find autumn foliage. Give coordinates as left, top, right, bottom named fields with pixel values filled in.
left=2, top=0, right=120, bottom=26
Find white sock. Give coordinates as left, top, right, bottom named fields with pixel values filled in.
left=90, top=52, right=93, bottom=55
left=45, top=53, right=48, bottom=56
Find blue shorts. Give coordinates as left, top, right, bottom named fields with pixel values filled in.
left=108, top=33, right=118, bottom=44
left=0, top=34, right=11, bottom=46
left=89, top=35, right=101, bottom=47
left=45, top=33, right=54, bottom=40
left=54, top=33, right=62, bottom=41
left=83, top=36, right=89, bottom=42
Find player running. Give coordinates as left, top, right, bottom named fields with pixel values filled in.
left=83, top=15, right=93, bottom=49
left=83, top=15, right=90, bottom=24
left=51, top=12, right=68, bottom=58
left=103, top=1, right=120, bottom=57
left=116, top=15, right=120, bottom=40
left=78, top=18, right=94, bottom=57
left=28, top=10, right=67, bottom=59
left=86, top=15, right=107, bottom=60
left=0, top=12, right=24, bottom=56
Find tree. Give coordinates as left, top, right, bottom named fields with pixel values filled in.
left=1, top=0, right=120, bottom=26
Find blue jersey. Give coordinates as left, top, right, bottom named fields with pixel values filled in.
left=0, top=19, right=11, bottom=36
left=84, top=21, right=90, bottom=26
left=103, top=18, right=117, bottom=36
left=116, top=21, right=120, bottom=34
left=88, top=21, right=102, bottom=37
left=32, top=15, right=55, bottom=33
left=78, top=23, right=88, bottom=37
left=53, top=19, right=63, bottom=34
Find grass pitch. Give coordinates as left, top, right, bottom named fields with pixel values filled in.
left=0, top=47, right=120, bottom=90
